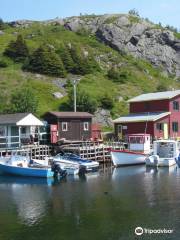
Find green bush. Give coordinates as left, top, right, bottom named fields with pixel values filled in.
left=0, top=59, right=8, bottom=68
left=100, top=93, right=114, bottom=109
left=8, top=87, right=38, bottom=114
left=67, top=88, right=98, bottom=113
left=107, top=67, right=129, bottom=83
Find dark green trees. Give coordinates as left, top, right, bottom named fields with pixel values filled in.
left=57, top=44, right=75, bottom=73
left=23, top=45, right=66, bottom=77
left=70, top=44, right=100, bottom=75
left=4, top=34, right=29, bottom=62
left=57, top=43, right=101, bottom=75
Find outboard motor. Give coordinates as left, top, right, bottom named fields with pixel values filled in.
left=51, top=162, right=67, bottom=178
left=176, top=153, right=180, bottom=168
left=79, top=166, right=87, bottom=175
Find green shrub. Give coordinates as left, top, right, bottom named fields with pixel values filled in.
left=67, top=88, right=98, bottom=113
left=100, top=93, right=114, bottom=109
left=107, top=67, right=129, bottom=83
left=0, top=59, right=8, bottom=68
left=8, top=87, right=38, bottom=114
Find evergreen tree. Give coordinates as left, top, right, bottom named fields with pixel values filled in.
left=4, top=34, right=29, bottom=62
left=23, top=45, right=66, bottom=77
left=9, top=87, right=38, bottom=114
left=57, top=44, right=75, bottom=73
left=70, top=44, right=100, bottom=75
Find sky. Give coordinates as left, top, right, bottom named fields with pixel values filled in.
left=0, top=0, right=179, bottom=29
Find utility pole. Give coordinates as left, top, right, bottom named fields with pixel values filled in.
left=73, top=79, right=77, bottom=112
left=73, top=77, right=81, bottom=112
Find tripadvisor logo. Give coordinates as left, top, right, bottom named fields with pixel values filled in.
left=135, top=226, right=173, bottom=236
left=135, top=227, right=143, bottom=236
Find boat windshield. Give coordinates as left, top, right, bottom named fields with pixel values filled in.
left=156, top=142, right=175, bottom=158
left=129, top=136, right=145, bottom=144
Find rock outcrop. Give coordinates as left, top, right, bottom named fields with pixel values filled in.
left=9, top=14, right=180, bottom=77
left=63, top=14, right=180, bottom=77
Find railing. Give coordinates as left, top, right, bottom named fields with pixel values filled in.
left=0, top=135, right=20, bottom=148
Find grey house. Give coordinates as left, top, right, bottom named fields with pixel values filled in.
left=0, top=113, right=43, bottom=148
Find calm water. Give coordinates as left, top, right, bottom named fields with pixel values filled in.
left=0, top=166, right=180, bottom=240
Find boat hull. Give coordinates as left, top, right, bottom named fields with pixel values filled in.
left=0, top=163, right=54, bottom=178
left=146, top=156, right=176, bottom=167
left=111, top=150, right=146, bottom=166
left=53, top=154, right=99, bottom=173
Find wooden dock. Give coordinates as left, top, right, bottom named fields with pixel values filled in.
left=61, top=141, right=125, bottom=163
left=0, top=145, right=51, bottom=160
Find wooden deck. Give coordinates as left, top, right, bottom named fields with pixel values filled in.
left=0, top=145, right=51, bottom=160
left=61, top=141, right=126, bottom=163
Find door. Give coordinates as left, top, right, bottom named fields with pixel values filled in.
left=117, top=125, right=123, bottom=140
left=164, top=123, right=168, bottom=139
left=72, top=121, right=80, bottom=140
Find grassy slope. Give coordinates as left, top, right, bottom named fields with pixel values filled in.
left=0, top=23, right=179, bottom=118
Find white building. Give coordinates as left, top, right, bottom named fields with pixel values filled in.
left=0, top=113, right=44, bottom=148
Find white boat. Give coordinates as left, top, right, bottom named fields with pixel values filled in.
left=53, top=153, right=99, bottom=173
left=146, top=140, right=179, bottom=167
left=111, top=134, right=151, bottom=166
left=60, top=164, right=79, bottom=175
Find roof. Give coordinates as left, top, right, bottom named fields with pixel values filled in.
left=113, top=112, right=170, bottom=123
left=48, top=111, right=93, bottom=118
left=128, top=90, right=180, bottom=103
left=0, top=113, right=43, bottom=126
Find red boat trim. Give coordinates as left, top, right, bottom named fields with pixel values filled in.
left=110, top=149, right=147, bottom=156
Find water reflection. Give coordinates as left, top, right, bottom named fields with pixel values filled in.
left=0, top=176, right=54, bottom=226
left=1, top=166, right=180, bottom=239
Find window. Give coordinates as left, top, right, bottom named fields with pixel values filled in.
left=173, top=101, right=179, bottom=111
left=156, top=123, right=163, bottom=131
left=172, top=122, right=178, bottom=132
left=145, top=102, right=150, bottom=111
left=0, top=126, right=6, bottom=137
left=84, top=122, right=89, bottom=131
left=21, top=127, right=26, bottom=134
left=62, top=122, right=68, bottom=131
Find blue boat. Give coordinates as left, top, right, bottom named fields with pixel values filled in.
left=0, top=162, right=54, bottom=178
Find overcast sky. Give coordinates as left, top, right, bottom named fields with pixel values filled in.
left=1, top=0, right=179, bottom=29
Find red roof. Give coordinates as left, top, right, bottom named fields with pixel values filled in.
left=49, top=111, right=93, bottom=118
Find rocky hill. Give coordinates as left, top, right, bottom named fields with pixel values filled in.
left=0, top=14, right=180, bottom=128
left=62, top=14, right=180, bottom=77
left=10, top=14, right=180, bottom=77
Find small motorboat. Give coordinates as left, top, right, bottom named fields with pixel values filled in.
left=146, top=140, right=179, bottom=167
left=0, top=154, right=64, bottom=178
left=53, top=152, right=99, bottom=173
left=111, top=134, right=151, bottom=166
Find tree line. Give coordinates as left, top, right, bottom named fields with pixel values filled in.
left=3, top=34, right=101, bottom=77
